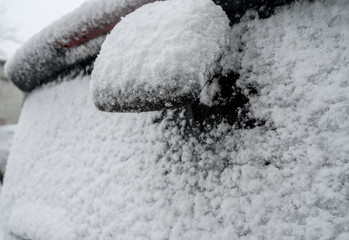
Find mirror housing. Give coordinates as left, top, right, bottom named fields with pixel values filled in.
left=91, top=0, right=231, bottom=112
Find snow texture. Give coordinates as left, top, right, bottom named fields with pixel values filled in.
left=5, top=0, right=155, bottom=92
left=0, top=125, right=15, bottom=177
left=91, top=0, right=230, bottom=112
left=0, top=0, right=349, bottom=239
left=8, top=204, right=75, bottom=240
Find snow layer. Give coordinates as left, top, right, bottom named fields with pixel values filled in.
left=91, top=0, right=230, bottom=112
left=8, top=204, right=75, bottom=240
left=0, top=0, right=349, bottom=239
left=5, top=0, right=155, bottom=92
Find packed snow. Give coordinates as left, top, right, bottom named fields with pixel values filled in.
left=91, top=0, right=230, bottom=112
left=5, top=0, right=155, bottom=92
left=1, top=0, right=349, bottom=239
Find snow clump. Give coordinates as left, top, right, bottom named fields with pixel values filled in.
left=91, top=0, right=230, bottom=112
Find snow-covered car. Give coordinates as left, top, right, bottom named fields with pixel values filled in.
left=1, top=0, right=349, bottom=239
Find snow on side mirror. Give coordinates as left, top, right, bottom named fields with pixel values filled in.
left=91, top=0, right=231, bottom=112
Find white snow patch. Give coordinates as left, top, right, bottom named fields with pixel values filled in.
left=8, top=204, right=76, bottom=240
left=91, top=0, right=230, bottom=111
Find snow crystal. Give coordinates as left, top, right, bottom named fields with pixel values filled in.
left=0, top=0, right=348, bottom=239
left=91, top=0, right=230, bottom=112
left=5, top=0, right=155, bottom=92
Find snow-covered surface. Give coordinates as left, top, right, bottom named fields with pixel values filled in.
left=5, top=0, right=155, bottom=92
left=0, top=0, right=349, bottom=239
left=91, top=0, right=230, bottom=112
left=8, top=204, right=75, bottom=240
left=0, top=125, right=15, bottom=177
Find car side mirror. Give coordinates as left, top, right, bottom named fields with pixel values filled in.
left=91, top=0, right=231, bottom=112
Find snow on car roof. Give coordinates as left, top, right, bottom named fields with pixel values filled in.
left=91, top=0, right=230, bottom=112
left=0, top=0, right=348, bottom=239
left=4, top=0, right=155, bottom=92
